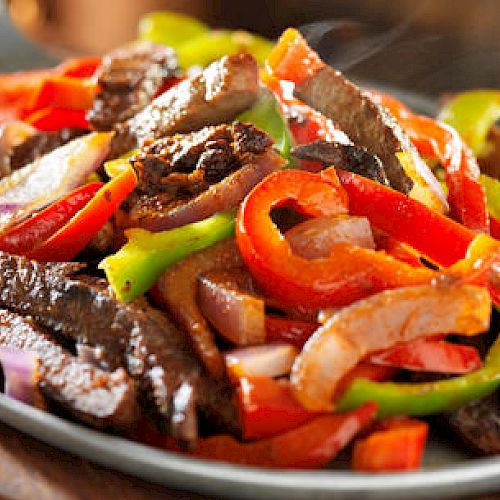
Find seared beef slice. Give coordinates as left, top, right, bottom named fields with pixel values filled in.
left=0, top=253, right=238, bottom=444
left=0, top=309, right=137, bottom=429
left=448, top=391, right=500, bottom=455
left=88, top=41, right=178, bottom=130
left=109, top=53, right=259, bottom=157
left=295, top=66, right=414, bottom=193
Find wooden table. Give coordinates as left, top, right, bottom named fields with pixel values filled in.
left=0, top=422, right=211, bottom=500
left=0, top=421, right=498, bottom=500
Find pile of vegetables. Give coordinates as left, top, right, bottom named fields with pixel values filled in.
left=1, top=11, right=500, bottom=475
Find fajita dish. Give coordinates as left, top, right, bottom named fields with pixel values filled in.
left=0, top=11, right=499, bottom=473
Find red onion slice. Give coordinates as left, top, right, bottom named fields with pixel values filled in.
left=0, top=131, right=113, bottom=231
left=0, top=348, right=38, bottom=405
left=285, top=215, right=375, bottom=259
left=225, top=344, right=298, bottom=381
left=198, top=270, right=266, bottom=346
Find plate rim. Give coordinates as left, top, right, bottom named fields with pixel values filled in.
left=1, top=393, right=500, bottom=499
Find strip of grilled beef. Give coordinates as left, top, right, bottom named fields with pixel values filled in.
left=0, top=253, right=238, bottom=446
left=110, top=53, right=259, bottom=157
left=0, top=309, right=138, bottom=429
left=6, top=128, right=88, bottom=173
left=87, top=42, right=178, bottom=131
left=295, top=67, right=415, bottom=193
left=292, top=140, right=389, bottom=185
left=447, top=392, right=500, bottom=455
left=119, top=122, right=283, bottom=231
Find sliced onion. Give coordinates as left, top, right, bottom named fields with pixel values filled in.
left=154, top=239, right=244, bottom=378
left=0, top=348, right=38, bottom=405
left=135, top=149, right=286, bottom=231
left=225, top=344, right=298, bottom=381
left=0, top=131, right=112, bottom=231
left=198, top=270, right=266, bottom=346
left=291, top=284, right=490, bottom=412
left=285, top=215, right=375, bottom=259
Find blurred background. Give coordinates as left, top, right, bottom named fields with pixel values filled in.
left=1, top=0, right=499, bottom=99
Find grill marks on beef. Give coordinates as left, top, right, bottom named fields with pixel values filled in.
left=0, top=252, right=238, bottom=445
left=0, top=309, right=137, bottom=429
left=110, top=53, right=259, bottom=157
left=295, top=66, right=415, bottom=193
left=87, top=42, right=178, bottom=131
left=292, top=140, right=389, bottom=186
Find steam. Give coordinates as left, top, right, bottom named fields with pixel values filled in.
left=300, top=18, right=412, bottom=72
left=296, top=3, right=470, bottom=101
left=298, top=1, right=432, bottom=72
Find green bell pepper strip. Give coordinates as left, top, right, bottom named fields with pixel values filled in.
left=177, top=30, right=273, bottom=68
left=238, top=87, right=294, bottom=163
left=438, top=90, right=500, bottom=157
left=100, top=211, right=235, bottom=302
left=337, top=333, right=500, bottom=418
left=138, top=11, right=209, bottom=49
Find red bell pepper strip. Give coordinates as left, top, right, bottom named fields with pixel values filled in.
left=490, top=215, right=500, bottom=240
left=265, top=316, right=319, bottom=348
left=0, top=69, right=52, bottom=123
left=369, top=339, right=482, bottom=374
left=0, top=58, right=100, bottom=125
left=337, top=169, right=475, bottom=267
left=335, top=363, right=398, bottom=401
left=27, top=166, right=137, bottom=262
left=373, top=230, right=423, bottom=268
left=25, top=107, right=89, bottom=131
left=370, top=92, right=489, bottom=233
left=352, top=417, right=428, bottom=472
left=57, top=57, right=101, bottom=78
left=24, top=75, right=99, bottom=115
left=192, top=402, right=377, bottom=469
left=236, top=168, right=434, bottom=308
left=0, top=182, right=103, bottom=255
left=265, top=28, right=325, bottom=85
left=237, top=376, right=319, bottom=440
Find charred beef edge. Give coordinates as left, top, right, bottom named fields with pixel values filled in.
left=292, top=140, right=389, bottom=186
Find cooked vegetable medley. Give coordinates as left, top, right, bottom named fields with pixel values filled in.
left=0, top=12, right=500, bottom=473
